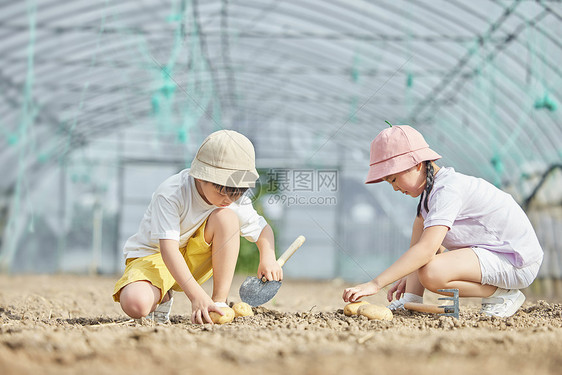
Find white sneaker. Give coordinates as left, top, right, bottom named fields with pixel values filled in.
left=480, top=288, right=525, bottom=318
left=153, top=290, right=174, bottom=324
left=387, top=293, right=423, bottom=311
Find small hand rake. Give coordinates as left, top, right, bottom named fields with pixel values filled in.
left=404, top=288, right=459, bottom=319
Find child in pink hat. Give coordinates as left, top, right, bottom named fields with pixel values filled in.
left=342, top=125, right=543, bottom=318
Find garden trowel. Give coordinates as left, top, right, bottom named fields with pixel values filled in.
left=239, top=235, right=306, bottom=306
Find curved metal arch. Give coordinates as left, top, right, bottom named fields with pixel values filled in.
left=223, top=6, right=556, bottom=160
left=0, top=1, right=516, bottom=110
left=0, top=52, right=548, bottom=181
left=406, top=11, right=562, bottom=159
left=0, top=1, right=556, bottom=192
left=415, top=28, right=561, bottom=165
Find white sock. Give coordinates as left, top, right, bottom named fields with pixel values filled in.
left=489, top=288, right=501, bottom=297
left=387, top=293, right=423, bottom=310
left=402, top=293, right=423, bottom=303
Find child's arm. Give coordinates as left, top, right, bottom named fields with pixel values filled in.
left=386, top=277, right=407, bottom=302
left=255, top=224, right=283, bottom=281
left=160, top=239, right=223, bottom=324
left=343, top=225, right=448, bottom=302
left=387, top=215, right=426, bottom=302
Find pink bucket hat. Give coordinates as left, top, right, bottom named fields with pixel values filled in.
left=365, top=125, right=441, bottom=184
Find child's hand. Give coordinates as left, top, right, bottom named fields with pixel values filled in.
left=257, top=258, right=283, bottom=281
left=190, top=295, right=225, bottom=324
left=387, top=278, right=407, bottom=302
left=342, top=280, right=381, bottom=302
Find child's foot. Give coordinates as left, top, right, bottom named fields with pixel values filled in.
left=480, top=288, right=525, bottom=318
left=387, top=293, right=423, bottom=310
left=153, top=290, right=174, bottom=323
left=134, top=291, right=174, bottom=324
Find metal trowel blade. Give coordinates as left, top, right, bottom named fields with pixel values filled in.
left=239, top=276, right=282, bottom=307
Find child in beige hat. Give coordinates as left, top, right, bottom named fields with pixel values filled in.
left=343, top=125, right=543, bottom=318
left=113, top=130, right=281, bottom=324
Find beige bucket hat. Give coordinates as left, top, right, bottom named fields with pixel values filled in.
left=189, top=130, right=259, bottom=188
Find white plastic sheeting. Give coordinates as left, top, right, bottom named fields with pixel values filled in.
left=0, top=0, right=561, bottom=276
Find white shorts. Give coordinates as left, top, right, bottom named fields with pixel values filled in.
left=472, top=247, right=542, bottom=289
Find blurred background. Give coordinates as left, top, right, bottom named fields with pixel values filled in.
left=0, top=0, right=561, bottom=294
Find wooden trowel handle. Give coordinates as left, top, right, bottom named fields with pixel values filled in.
left=277, top=235, right=306, bottom=267
left=404, top=302, right=445, bottom=314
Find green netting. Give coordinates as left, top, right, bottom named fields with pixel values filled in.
left=0, top=0, right=560, bottom=276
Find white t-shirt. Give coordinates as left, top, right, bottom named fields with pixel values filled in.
left=123, top=169, right=267, bottom=259
left=421, top=167, right=543, bottom=268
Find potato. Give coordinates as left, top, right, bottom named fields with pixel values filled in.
left=209, top=306, right=235, bottom=324
left=344, top=301, right=370, bottom=316
left=232, top=302, right=254, bottom=317
left=357, top=304, right=393, bottom=321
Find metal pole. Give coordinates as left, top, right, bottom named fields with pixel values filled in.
left=56, top=158, right=67, bottom=272
left=114, top=132, right=124, bottom=274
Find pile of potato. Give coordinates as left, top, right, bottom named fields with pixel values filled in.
left=208, top=300, right=392, bottom=324
left=343, top=301, right=393, bottom=321
left=209, top=302, right=254, bottom=324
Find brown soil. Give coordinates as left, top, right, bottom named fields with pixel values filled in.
left=1, top=274, right=561, bottom=375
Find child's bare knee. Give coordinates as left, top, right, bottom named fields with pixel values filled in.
left=206, top=209, right=239, bottom=239
left=119, top=288, right=155, bottom=318
left=209, top=208, right=238, bottom=224
left=418, top=262, right=444, bottom=291
left=206, top=209, right=240, bottom=253
left=120, top=296, right=152, bottom=319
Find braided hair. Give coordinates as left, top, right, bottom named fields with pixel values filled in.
left=416, top=160, right=435, bottom=217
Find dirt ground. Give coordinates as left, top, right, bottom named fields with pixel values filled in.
left=1, top=274, right=561, bottom=375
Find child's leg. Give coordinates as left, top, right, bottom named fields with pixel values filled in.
left=405, top=272, right=425, bottom=296
left=417, top=248, right=497, bottom=297
left=204, top=208, right=240, bottom=303
left=119, top=280, right=162, bottom=319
